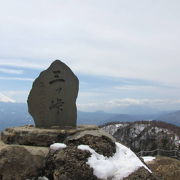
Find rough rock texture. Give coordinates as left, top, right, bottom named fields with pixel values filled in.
left=0, top=126, right=116, bottom=180
left=44, top=146, right=98, bottom=180
left=65, top=129, right=116, bottom=157
left=147, top=156, right=180, bottom=180
left=43, top=145, right=157, bottom=180
left=1, top=125, right=98, bottom=146
left=28, top=60, right=79, bottom=128
left=44, top=130, right=117, bottom=179
left=0, top=125, right=158, bottom=180
left=0, top=143, right=48, bottom=180
left=43, top=133, right=155, bottom=180
left=124, top=167, right=159, bottom=180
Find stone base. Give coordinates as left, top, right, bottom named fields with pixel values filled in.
left=0, top=125, right=157, bottom=180
left=1, top=124, right=99, bottom=147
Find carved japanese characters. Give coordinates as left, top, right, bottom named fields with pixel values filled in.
left=27, top=60, right=79, bottom=128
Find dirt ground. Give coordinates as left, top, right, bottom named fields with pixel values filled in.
left=146, top=156, right=180, bottom=180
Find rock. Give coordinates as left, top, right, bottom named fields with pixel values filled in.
left=1, top=125, right=99, bottom=146
left=27, top=60, right=79, bottom=128
left=147, top=156, right=180, bottom=180
left=44, top=142, right=156, bottom=180
left=123, top=167, right=158, bottom=180
left=65, top=129, right=116, bottom=157
left=44, top=146, right=98, bottom=180
left=0, top=125, right=159, bottom=180
left=0, top=137, right=5, bottom=147
left=43, top=129, right=117, bottom=179
left=0, top=144, right=48, bottom=180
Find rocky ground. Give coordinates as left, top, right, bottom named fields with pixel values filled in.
left=0, top=125, right=165, bottom=180
left=147, top=156, right=180, bottom=180
left=0, top=139, right=48, bottom=180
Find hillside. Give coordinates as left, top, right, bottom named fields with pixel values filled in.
left=101, top=121, right=180, bottom=159
left=156, top=110, right=180, bottom=126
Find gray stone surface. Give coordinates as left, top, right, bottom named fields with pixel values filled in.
left=0, top=144, right=48, bottom=180
left=0, top=126, right=158, bottom=180
left=1, top=125, right=99, bottom=147
left=27, top=60, right=79, bottom=128
left=65, top=129, right=116, bottom=143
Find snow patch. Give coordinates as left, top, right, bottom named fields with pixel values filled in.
left=78, top=142, right=151, bottom=180
left=130, top=124, right=147, bottom=138
left=115, top=124, right=123, bottom=128
left=102, top=123, right=128, bottom=135
left=50, top=143, right=67, bottom=151
left=37, top=177, right=49, bottom=180
left=26, top=176, right=49, bottom=180
left=142, top=156, right=156, bottom=162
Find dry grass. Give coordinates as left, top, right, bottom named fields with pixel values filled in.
left=147, top=156, right=180, bottom=180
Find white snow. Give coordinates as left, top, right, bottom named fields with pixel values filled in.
left=129, top=124, right=148, bottom=138
left=50, top=143, right=67, bottom=151
left=115, top=124, right=123, bottom=128
left=37, top=177, right=49, bottom=180
left=134, top=124, right=147, bottom=132
left=26, top=177, right=49, bottom=180
left=142, top=156, right=156, bottom=162
left=102, top=125, right=120, bottom=135
left=102, top=123, right=128, bottom=135
left=78, top=142, right=151, bottom=180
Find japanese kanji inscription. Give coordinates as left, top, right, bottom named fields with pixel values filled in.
left=27, top=60, right=79, bottom=128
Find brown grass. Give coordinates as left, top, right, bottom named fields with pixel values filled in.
left=147, top=156, right=180, bottom=180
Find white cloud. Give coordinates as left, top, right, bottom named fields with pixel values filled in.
left=1, top=90, right=29, bottom=96
left=0, top=0, right=180, bottom=111
left=0, top=77, right=33, bottom=81
left=0, top=0, right=179, bottom=85
left=1, top=90, right=29, bottom=103
left=0, top=59, right=44, bottom=69
left=0, top=92, right=15, bottom=103
left=79, top=92, right=106, bottom=97
left=77, top=98, right=180, bottom=112
left=0, top=68, right=24, bottom=74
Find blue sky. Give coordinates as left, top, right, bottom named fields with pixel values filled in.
left=0, top=0, right=180, bottom=113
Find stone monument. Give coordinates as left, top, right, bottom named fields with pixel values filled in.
left=27, top=60, right=79, bottom=128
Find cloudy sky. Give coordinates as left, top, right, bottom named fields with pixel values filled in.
left=0, top=0, right=180, bottom=113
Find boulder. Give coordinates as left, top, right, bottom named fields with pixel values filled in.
left=1, top=125, right=98, bottom=147
left=27, top=60, right=79, bottom=128
left=0, top=143, right=48, bottom=180
left=44, top=146, right=98, bottom=180
left=43, top=130, right=157, bottom=180
left=44, top=129, right=117, bottom=179
left=123, top=167, right=158, bottom=180
left=0, top=126, right=158, bottom=180
left=65, top=129, right=116, bottom=157
left=44, top=144, right=158, bottom=180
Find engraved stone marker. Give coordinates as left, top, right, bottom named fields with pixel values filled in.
left=27, top=60, right=79, bottom=128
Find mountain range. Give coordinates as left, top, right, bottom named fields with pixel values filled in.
left=0, top=102, right=179, bottom=131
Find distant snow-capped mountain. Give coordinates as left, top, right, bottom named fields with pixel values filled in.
left=0, top=93, right=15, bottom=103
